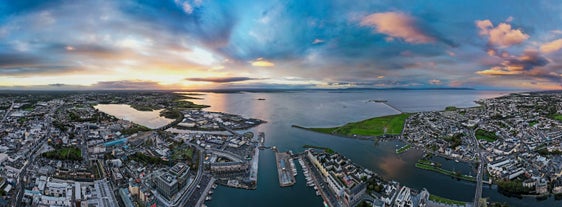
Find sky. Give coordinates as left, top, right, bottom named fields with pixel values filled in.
left=0, top=0, right=562, bottom=90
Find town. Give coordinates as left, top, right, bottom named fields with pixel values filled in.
left=401, top=92, right=562, bottom=200
left=0, top=91, right=264, bottom=207
left=1, top=90, right=562, bottom=207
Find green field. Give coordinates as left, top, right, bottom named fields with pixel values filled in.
left=309, top=113, right=410, bottom=137
left=475, top=129, right=499, bottom=142
left=429, top=194, right=466, bottom=206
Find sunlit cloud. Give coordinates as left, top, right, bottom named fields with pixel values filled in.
left=476, top=19, right=529, bottom=48
left=0, top=1, right=561, bottom=90
left=185, top=77, right=264, bottom=83
left=251, top=58, right=275, bottom=67
left=360, top=12, right=434, bottom=44
left=540, top=38, right=562, bottom=53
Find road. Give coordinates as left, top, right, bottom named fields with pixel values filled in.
left=174, top=146, right=205, bottom=207
left=12, top=124, right=50, bottom=206
left=1, top=101, right=14, bottom=123
left=152, top=142, right=205, bottom=207
left=469, top=129, right=485, bottom=207
left=11, top=105, right=60, bottom=206
left=81, top=126, right=89, bottom=163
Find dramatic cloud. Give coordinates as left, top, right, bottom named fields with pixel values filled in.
left=1, top=1, right=562, bottom=90
left=540, top=38, right=562, bottom=53
left=360, top=12, right=435, bottom=44
left=185, top=77, right=262, bottom=83
left=477, top=50, right=549, bottom=76
left=476, top=20, right=529, bottom=48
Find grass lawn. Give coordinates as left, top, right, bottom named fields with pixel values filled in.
left=552, top=114, right=562, bottom=122
left=475, top=129, right=498, bottom=142
left=309, top=113, right=410, bottom=137
left=429, top=194, right=466, bottom=206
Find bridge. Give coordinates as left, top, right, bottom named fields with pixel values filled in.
left=469, top=129, right=485, bottom=207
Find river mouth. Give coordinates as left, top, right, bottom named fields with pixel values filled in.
left=93, top=104, right=173, bottom=129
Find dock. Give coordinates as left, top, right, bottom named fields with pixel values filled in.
left=275, top=151, right=296, bottom=187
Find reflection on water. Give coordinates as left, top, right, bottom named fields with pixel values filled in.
left=180, top=90, right=557, bottom=207
left=93, top=104, right=173, bottom=129
left=378, top=155, right=408, bottom=177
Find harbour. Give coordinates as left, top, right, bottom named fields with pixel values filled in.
left=196, top=90, right=560, bottom=207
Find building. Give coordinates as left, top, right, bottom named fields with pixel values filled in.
left=343, top=182, right=366, bottom=207
left=155, top=172, right=179, bottom=200
left=153, top=163, right=191, bottom=200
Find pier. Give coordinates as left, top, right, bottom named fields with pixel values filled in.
left=275, top=151, right=296, bottom=187
left=380, top=102, right=403, bottom=113
left=258, top=132, right=269, bottom=150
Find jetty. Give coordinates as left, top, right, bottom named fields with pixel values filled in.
left=381, top=102, right=403, bottom=113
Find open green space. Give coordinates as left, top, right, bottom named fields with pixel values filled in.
left=551, top=114, right=562, bottom=122
left=42, top=147, right=82, bottom=161
left=129, top=152, right=168, bottom=165
left=395, top=144, right=411, bottom=154
left=171, top=147, right=195, bottom=161
left=303, top=144, right=335, bottom=154
left=415, top=160, right=475, bottom=182
left=130, top=104, right=159, bottom=111
left=496, top=179, right=532, bottom=195
left=445, top=106, right=458, bottom=111
left=475, top=129, right=499, bottom=142
left=160, top=109, right=182, bottom=119
left=308, top=113, right=410, bottom=137
left=429, top=194, right=466, bottom=206
left=121, top=124, right=151, bottom=135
